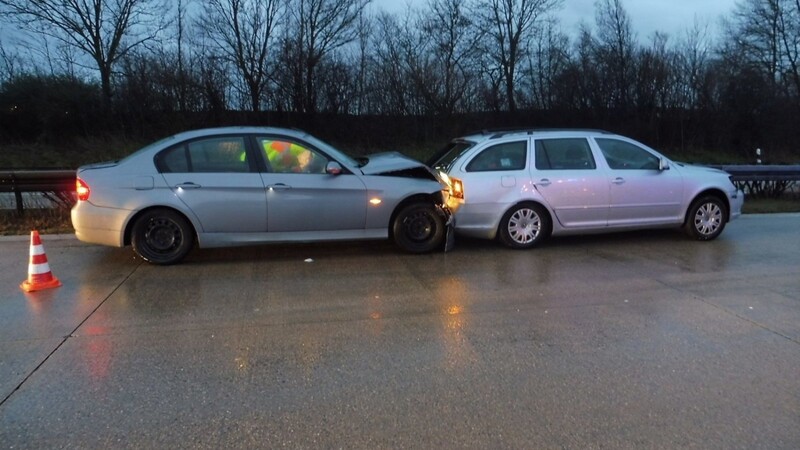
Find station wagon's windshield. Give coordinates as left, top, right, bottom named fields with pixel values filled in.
left=429, top=141, right=475, bottom=171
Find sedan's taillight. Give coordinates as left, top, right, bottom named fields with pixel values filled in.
left=76, top=177, right=90, bottom=201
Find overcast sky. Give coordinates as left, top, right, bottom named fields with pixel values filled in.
left=372, top=0, right=740, bottom=41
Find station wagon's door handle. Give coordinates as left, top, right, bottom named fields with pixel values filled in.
left=267, top=183, right=291, bottom=190
left=612, top=177, right=626, bottom=185
left=176, top=182, right=201, bottom=189
left=537, top=179, right=551, bottom=187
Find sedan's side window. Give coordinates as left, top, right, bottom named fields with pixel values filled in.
left=156, top=137, right=249, bottom=173
left=596, top=138, right=660, bottom=170
left=535, top=138, right=596, bottom=170
left=259, top=138, right=328, bottom=174
left=466, top=141, right=527, bottom=172
left=187, top=137, right=250, bottom=172
left=157, top=145, right=190, bottom=173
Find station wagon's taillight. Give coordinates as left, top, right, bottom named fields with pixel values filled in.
left=76, top=178, right=90, bottom=201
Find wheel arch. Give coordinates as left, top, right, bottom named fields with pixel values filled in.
left=123, top=205, right=198, bottom=247
left=496, top=199, right=554, bottom=239
left=388, top=193, right=443, bottom=240
left=683, top=189, right=730, bottom=226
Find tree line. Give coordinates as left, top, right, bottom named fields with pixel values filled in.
left=0, top=0, right=798, bottom=162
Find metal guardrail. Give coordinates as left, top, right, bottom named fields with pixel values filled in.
left=0, top=170, right=76, bottom=213
left=706, top=165, right=800, bottom=182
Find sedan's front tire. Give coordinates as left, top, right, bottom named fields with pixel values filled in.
left=131, top=209, right=194, bottom=264
left=684, top=196, right=727, bottom=241
left=392, top=203, right=445, bottom=253
left=498, top=203, right=550, bottom=249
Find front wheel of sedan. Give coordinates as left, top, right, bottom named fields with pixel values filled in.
left=392, top=203, right=445, bottom=253
left=684, top=196, right=727, bottom=241
left=131, top=209, right=194, bottom=264
left=498, top=203, right=550, bottom=249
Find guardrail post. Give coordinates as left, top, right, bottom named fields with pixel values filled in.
left=11, top=173, right=24, bottom=215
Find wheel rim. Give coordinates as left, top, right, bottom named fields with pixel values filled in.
left=508, top=208, right=541, bottom=244
left=144, top=217, right=183, bottom=254
left=402, top=210, right=436, bottom=243
left=693, top=202, right=722, bottom=236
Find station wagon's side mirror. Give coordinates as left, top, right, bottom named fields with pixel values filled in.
left=659, top=158, right=670, bottom=171
left=326, top=161, right=343, bottom=175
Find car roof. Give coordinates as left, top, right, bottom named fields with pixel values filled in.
left=456, top=128, right=617, bottom=143
left=168, top=126, right=314, bottom=142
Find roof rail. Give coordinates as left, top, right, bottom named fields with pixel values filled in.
left=461, top=127, right=610, bottom=138
left=481, top=128, right=614, bottom=139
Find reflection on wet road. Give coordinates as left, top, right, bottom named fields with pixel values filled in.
left=1, top=215, right=799, bottom=447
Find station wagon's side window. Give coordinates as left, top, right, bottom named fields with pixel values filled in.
left=156, top=137, right=250, bottom=173
left=535, top=138, right=596, bottom=170
left=466, top=141, right=527, bottom=172
left=595, top=138, right=660, bottom=170
left=258, top=137, right=328, bottom=174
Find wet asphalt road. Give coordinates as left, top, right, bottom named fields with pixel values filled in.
left=1, top=214, right=799, bottom=448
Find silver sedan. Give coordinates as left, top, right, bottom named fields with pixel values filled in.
left=72, top=127, right=453, bottom=264
left=430, top=129, right=743, bottom=248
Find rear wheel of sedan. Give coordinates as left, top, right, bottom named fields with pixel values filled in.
left=498, top=203, right=550, bottom=249
left=684, top=196, right=727, bottom=241
left=131, top=209, right=194, bottom=264
left=392, top=203, right=445, bottom=253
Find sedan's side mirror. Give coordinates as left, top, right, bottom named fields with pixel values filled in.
left=659, top=158, right=670, bottom=171
left=326, top=161, right=343, bottom=175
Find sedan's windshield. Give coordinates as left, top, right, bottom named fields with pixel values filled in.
left=428, top=140, right=476, bottom=171
left=303, top=134, right=362, bottom=168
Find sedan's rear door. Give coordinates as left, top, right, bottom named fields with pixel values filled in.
left=158, top=135, right=268, bottom=232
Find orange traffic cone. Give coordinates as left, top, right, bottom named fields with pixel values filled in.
left=20, top=231, right=62, bottom=292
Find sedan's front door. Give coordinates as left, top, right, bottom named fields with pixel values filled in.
left=256, top=137, right=368, bottom=232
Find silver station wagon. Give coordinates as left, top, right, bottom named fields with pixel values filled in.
left=72, top=127, right=454, bottom=264
left=430, top=129, right=743, bottom=248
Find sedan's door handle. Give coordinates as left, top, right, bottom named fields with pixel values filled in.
left=612, top=177, right=626, bottom=185
left=176, top=182, right=201, bottom=189
left=267, top=183, right=291, bottom=190
left=537, top=178, right=552, bottom=187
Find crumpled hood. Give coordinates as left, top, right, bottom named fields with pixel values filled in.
left=359, top=152, right=431, bottom=175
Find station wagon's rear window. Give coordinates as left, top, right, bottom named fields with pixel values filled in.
left=466, top=141, right=527, bottom=172
left=535, top=138, right=596, bottom=170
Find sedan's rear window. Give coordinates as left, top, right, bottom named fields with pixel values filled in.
left=156, top=137, right=250, bottom=173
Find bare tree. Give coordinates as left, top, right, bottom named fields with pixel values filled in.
left=369, top=11, right=416, bottom=115
left=407, top=0, right=481, bottom=115
left=475, top=0, right=563, bottom=112
left=0, top=41, right=20, bottom=83
left=724, top=0, right=800, bottom=98
left=281, top=0, right=370, bottom=113
left=0, top=0, right=169, bottom=104
left=198, top=0, right=284, bottom=112
left=674, top=19, right=712, bottom=110
left=524, top=19, right=569, bottom=109
left=593, top=0, right=636, bottom=110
